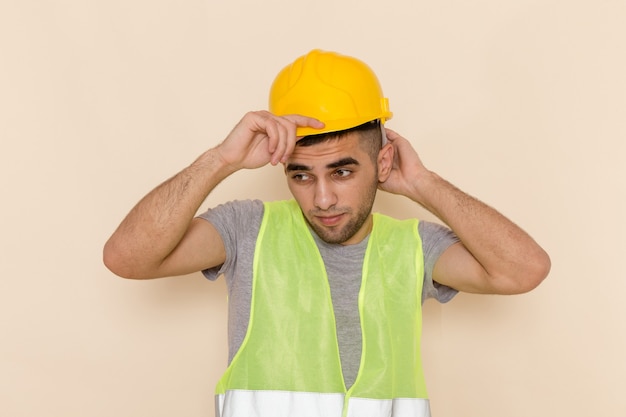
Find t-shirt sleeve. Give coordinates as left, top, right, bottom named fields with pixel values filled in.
left=419, top=220, right=460, bottom=303
left=195, top=199, right=264, bottom=281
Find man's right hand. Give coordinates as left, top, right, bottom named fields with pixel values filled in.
left=103, top=111, right=323, bottom=279
left=216, top=111, right=324, bottom=171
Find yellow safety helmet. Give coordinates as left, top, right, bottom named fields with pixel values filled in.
left=269, top=49, right=392, bottom=137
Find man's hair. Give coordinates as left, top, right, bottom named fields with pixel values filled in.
left=296, top=120, right=382, bottom=162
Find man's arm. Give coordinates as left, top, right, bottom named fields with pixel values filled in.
left=379, top=129, right=550, bottom=294
left=103, top=111, right=324, bottom=279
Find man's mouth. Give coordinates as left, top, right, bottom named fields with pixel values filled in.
left=315, top=214, right=344, bottom=227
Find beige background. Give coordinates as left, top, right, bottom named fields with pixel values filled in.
left=1, top=0, right=624, bottom=416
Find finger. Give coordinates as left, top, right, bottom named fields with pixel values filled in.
left=264, top=113, right=325, bottom=164
left=384, top=128, right=402, bottom=141
left=270, top=120, right=292, bottom=165
left=263, top=117, right=281, bottom=156
left=251, top=112, right=299, bottom=165
left=282, top=114, right=325, bottom=134
left=244, top=111, right=277, bottom=149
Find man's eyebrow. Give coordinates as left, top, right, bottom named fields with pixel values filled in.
left=327, top=157, right=359, bottom=169
left=285, top=158, right=359, bottom=172
left=285, top=163, right=312, bottom=172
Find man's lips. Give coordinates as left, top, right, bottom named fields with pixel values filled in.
left=315, top=214, right=344, bottom=226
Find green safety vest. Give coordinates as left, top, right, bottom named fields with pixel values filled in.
left=215, top=200, right=430, bottom=417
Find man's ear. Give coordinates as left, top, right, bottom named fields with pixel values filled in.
left=377, top=143, right=394, bottom=182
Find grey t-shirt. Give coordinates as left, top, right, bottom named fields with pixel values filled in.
left=199, top=199, right=459, bottom=388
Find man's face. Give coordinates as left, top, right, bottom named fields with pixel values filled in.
left=285, top=132, right=379, bottom=245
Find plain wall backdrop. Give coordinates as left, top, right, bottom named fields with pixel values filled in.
left=1, top=0, right=624, bottom=416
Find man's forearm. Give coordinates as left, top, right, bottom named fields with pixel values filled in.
left=103, top=148, right=233, bottom=278
left=410, top=170, right=550, bottom=293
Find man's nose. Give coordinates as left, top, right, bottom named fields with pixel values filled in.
left=314, top=179, right=338, bottom=210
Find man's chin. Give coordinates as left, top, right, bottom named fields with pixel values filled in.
left=313, top=222, right=363, bottom=245
left=310, top=224, right=347, bottom=245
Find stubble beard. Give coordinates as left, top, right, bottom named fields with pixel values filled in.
left=305, top=179, right=378, bottom=245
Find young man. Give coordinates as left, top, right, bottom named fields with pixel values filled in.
left=104, top=50, right=550, bottom=417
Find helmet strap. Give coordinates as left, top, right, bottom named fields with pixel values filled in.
left=381, top=122, right=388, bottom=146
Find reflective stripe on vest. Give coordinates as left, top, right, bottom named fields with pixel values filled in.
left=215, top=200, right=428, bottom=417
left=216, top=391, right=431, bottom=417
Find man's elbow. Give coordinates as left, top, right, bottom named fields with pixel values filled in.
left=514, top=249, right=551, bottom=294
left=102, top=240, right=147, bottom=280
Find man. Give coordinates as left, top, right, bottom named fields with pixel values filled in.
left=104, top=50, right=550, bottom=417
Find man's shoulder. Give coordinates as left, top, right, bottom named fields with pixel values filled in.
left=196, top=199, right=266, bottom=235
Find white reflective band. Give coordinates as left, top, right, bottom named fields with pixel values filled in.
left=217, top=390, right=344, bottom=417
left=347, top=397, right=431, bottom=417
left=216, top=390, right=430, bottom=417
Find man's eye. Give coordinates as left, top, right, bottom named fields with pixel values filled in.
left=334, top=169, right=352, bottom=178
left=293, top=173, right=310, bottom=182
